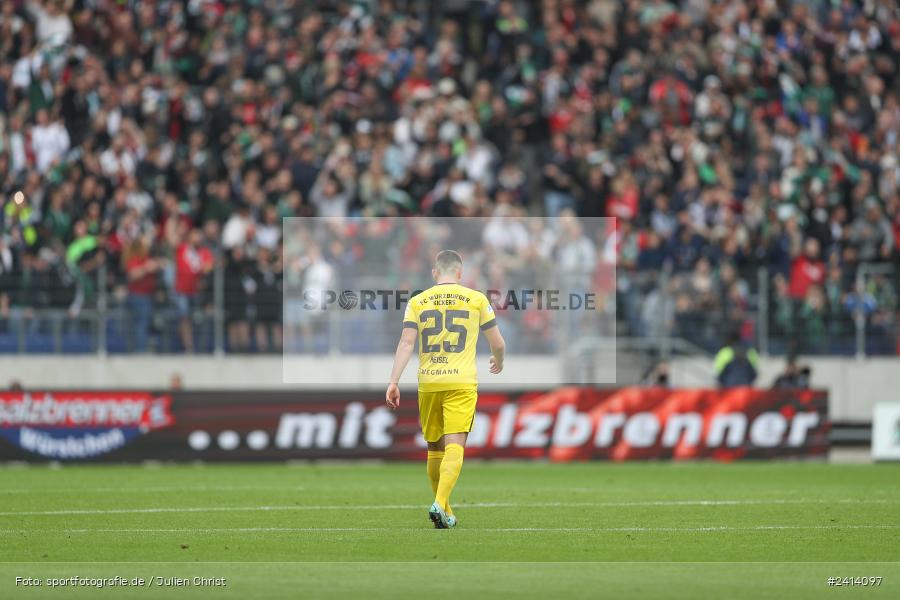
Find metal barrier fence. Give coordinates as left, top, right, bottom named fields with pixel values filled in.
left=1, top=262, right=896, bottom=357
left=617, top=263, right=897, bottom=359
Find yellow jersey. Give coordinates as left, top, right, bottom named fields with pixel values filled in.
left=403, top=283, right=497, bottom=392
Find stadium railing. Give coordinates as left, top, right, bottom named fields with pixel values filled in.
left=1, top=263, right=896, bottom=357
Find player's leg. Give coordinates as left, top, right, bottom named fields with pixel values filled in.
left=419, top=391, right=448, bottom=527
left=433, top=389, right=477, bottom=524
left=426, top=439, right=444, bottom=507
left=434, top=431, right=466, bottom=514
left=418, top=391, right=444, bottom=448
left=432, top=431, right=465, bottom=527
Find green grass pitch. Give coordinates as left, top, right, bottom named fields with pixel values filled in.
left=1, top=462, right=898, bottom=599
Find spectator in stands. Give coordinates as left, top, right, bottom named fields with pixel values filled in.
left=0, top=0, right=897, bottom=356
left=173, top=228, right=213, bottom=353
left=30, top=108, right=69, bottom=173
left=542, top=134, right=577, bottom=217
left=252, top=246, right=283, bottom=353
left=0, top=234, right=18, bottom=323
left=224, top=246, right=252, bottom=353
left=789, top=238, right=826, bottom=300
left=310, top=169, right=352, bottom=219
left=850, top=198, right=894, bottom=262
left=255, top=205, right=282, bottom=251
left=65, top=219, right=102, bottom=315
left=800, top=285, right=828, bottom=354
left=123, top=237, right=160, bottom=353
left=297, top=243, right=333, bottom=350
left=25, top=0, right=72, bottom=47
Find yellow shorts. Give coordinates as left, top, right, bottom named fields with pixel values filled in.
left=417, top=389, right=478, bottom=443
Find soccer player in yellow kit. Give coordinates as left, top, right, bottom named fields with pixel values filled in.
left=386, top=250, right=505, bottom=529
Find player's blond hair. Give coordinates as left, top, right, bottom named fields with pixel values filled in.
left=434, top=250, right=463, bottom=275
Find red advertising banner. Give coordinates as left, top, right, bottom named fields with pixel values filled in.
left=0, top=391, right=174, bottom=460
left=0, top=388, right=828, bottom=462
left=464, top=387, right=829, bottom=461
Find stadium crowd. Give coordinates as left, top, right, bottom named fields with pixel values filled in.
left=0, top=0, right=898, bottom=354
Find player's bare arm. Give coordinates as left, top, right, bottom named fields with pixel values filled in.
left=386, top=326, right=417, bottom=409
left=484, top=324, right=505, bottom=374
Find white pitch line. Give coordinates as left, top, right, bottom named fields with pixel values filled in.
left=0, top=498, right=895, bottom=517
left=1, top=486, right=307, bottom=494
left=1, top=525, right=899, bottom=535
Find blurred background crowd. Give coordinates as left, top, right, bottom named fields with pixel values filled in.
left=0, top=0, right=898, bottom=355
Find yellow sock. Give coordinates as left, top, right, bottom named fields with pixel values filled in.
left=427, top=450, right=452, bottom=515
left=435, top=443, right=464, bottom=512
left=426, top=450, right=443, bottom=495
